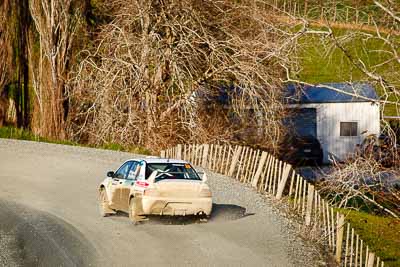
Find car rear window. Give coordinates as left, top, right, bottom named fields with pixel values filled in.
left=145, top=163, right=201, bottom=181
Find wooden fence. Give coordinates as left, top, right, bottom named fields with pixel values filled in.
left=161, top=144, right=385, bottom=267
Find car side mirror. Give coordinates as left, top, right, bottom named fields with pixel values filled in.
left=107, top=171, right=115, bottom=178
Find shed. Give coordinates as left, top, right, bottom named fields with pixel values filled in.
left=285, top=82, right=380, bottom=163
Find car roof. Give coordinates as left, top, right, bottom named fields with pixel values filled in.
left=125, top=157, right=190, bottom=164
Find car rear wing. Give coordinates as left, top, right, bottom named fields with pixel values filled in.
left=147, top=170, right=207, bottom=184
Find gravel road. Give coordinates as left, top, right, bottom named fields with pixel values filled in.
left=0, top=139, right=324, bottom=266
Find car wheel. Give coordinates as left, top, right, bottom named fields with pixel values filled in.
left=129, top=197, right=139, bottom=224
left=129, top=197, right=148, bottom=224
left=99, top=188, right=111, bottom=217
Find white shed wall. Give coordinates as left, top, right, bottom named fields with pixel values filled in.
left=289, top=102, right=380, bottom=163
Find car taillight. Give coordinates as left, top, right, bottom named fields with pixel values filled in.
left=135, top=181, right=149, bottom=187
left=199, top=188, right=212, bottom=197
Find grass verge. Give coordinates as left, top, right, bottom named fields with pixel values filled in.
left=340, top=209, right=400, bottom=267
left=0, top=126, right=151, bottom=155
left=287, top=195, right=399, bottom=266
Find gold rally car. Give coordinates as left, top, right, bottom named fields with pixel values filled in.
left=98, top=158, right=212, bottom=223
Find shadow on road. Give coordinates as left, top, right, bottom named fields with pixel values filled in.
left=210, top=203, right=255, bottom=222
left=111, top=203, right=254, bottom=225
left=0, top=199, right=98, bottom=267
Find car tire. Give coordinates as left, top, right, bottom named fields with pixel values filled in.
left=129, top=197, right=139, bottom=224
left=99, top=188, right=111, bottom=217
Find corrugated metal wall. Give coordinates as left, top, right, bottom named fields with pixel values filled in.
left=289, top=108, right=317, bottom=137
left=289, top=102, right=380, bottom=163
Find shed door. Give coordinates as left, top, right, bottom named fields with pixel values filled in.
left=289, top=108, right=317, bottom=137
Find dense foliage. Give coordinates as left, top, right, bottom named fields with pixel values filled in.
left=0, top=0, right=399, bottom=151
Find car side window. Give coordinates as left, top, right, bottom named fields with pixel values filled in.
left=114, top=162, right=132, bottom=179
left=127, top=162, right=139, bottom=180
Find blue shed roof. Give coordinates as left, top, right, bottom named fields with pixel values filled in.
left=285, top=82, right=378, bottom=104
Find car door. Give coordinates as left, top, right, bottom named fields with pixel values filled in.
left=119, top=161, right=140, bottom=211
left=109, top=161, right=132, bottom=210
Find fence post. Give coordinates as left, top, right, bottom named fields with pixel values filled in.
left=336, top=214, right=345, bottom=263
left=216, top=145, right=223, bottom=172
left=190, top=144, right=195, bottom=162
left=208, top=144, right=214, bottom=169
left=224, top=145, right=233, bottom=175
left=202, top=144, right=209, bottom=168
left=305, top=184, right=314, bottom=225
left=276, top=163, right=292, bottom=200
left=237, top=147, right=249, bottom=181
left=244, top=149, right=255, bottom=183
left=296, top=175, right=303, bottom=209
left=250, top=149, right=259, bottom=182
left=176, top=144, right=182, bottom=159
left=235, top=147, right=247, bottom=180
left=302, top=180, right=307, bottom=215
left=192, top=144, right=196, bottom=164
left=270, top=159, right=278, bottom=194
left=228, top=146, right=242, bottom=177
left=251, top=151, right=268, bottom=187
left=211, top=144, right=217, bottom=171
left=198, top=145, right=202, bottom=165
left=267, top=157, right=276, bottom=193
left=197, top=144, right=203, bottom=166
left=326, top=202, right=332, bottom=248
left=360, top=240, right=364, bottom=267
left=350, top=228, right=354, bottom=265
left=263, top=154, right=273, bottom=191
left=288, top=171, right=295, bottom=197
left=367, top=252, right=375, bottom=267
left=344, top=223, right=350, bottom=266
left=331, top=208, right=336, bottom=251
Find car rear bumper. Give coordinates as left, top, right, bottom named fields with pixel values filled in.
left=141, top=196, right=213, bottom=216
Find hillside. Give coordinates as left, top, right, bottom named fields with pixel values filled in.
left=297, top=27, right=399, bottom=116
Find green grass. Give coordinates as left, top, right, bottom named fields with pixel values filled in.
left=340, top=209, right=400, bottom=267
left=279, top=0, right=385, bottom=25
left=288, top=193, right=399, bottom=266
left=99, top=142, right=151, bottom=155
left=0, top=126, right=79, bottom=146
left=296, top=27, right=400, bottom=116
left=0, top=126, right=151, bottom=155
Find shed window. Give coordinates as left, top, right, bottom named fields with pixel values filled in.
left=340, top=122, right=358, bottom=136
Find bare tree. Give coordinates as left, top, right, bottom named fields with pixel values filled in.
left=320, top=157, right=399, bottom=218
left=0, top=0, right=12, bottom=125
left=0, top=4, right=9, bottom=91
left=29, top=0, right=79, bottom=138
left=70, top=0, right=297, bottom=151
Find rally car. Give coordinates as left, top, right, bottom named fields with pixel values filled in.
left=98, top=157, right=212, bottom=223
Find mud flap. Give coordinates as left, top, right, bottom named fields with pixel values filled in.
left=130, top=197, right=148, bottom=224
left=99, top=189, right=116, bottom=216
left=103, top=203, right=116, bottom=215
